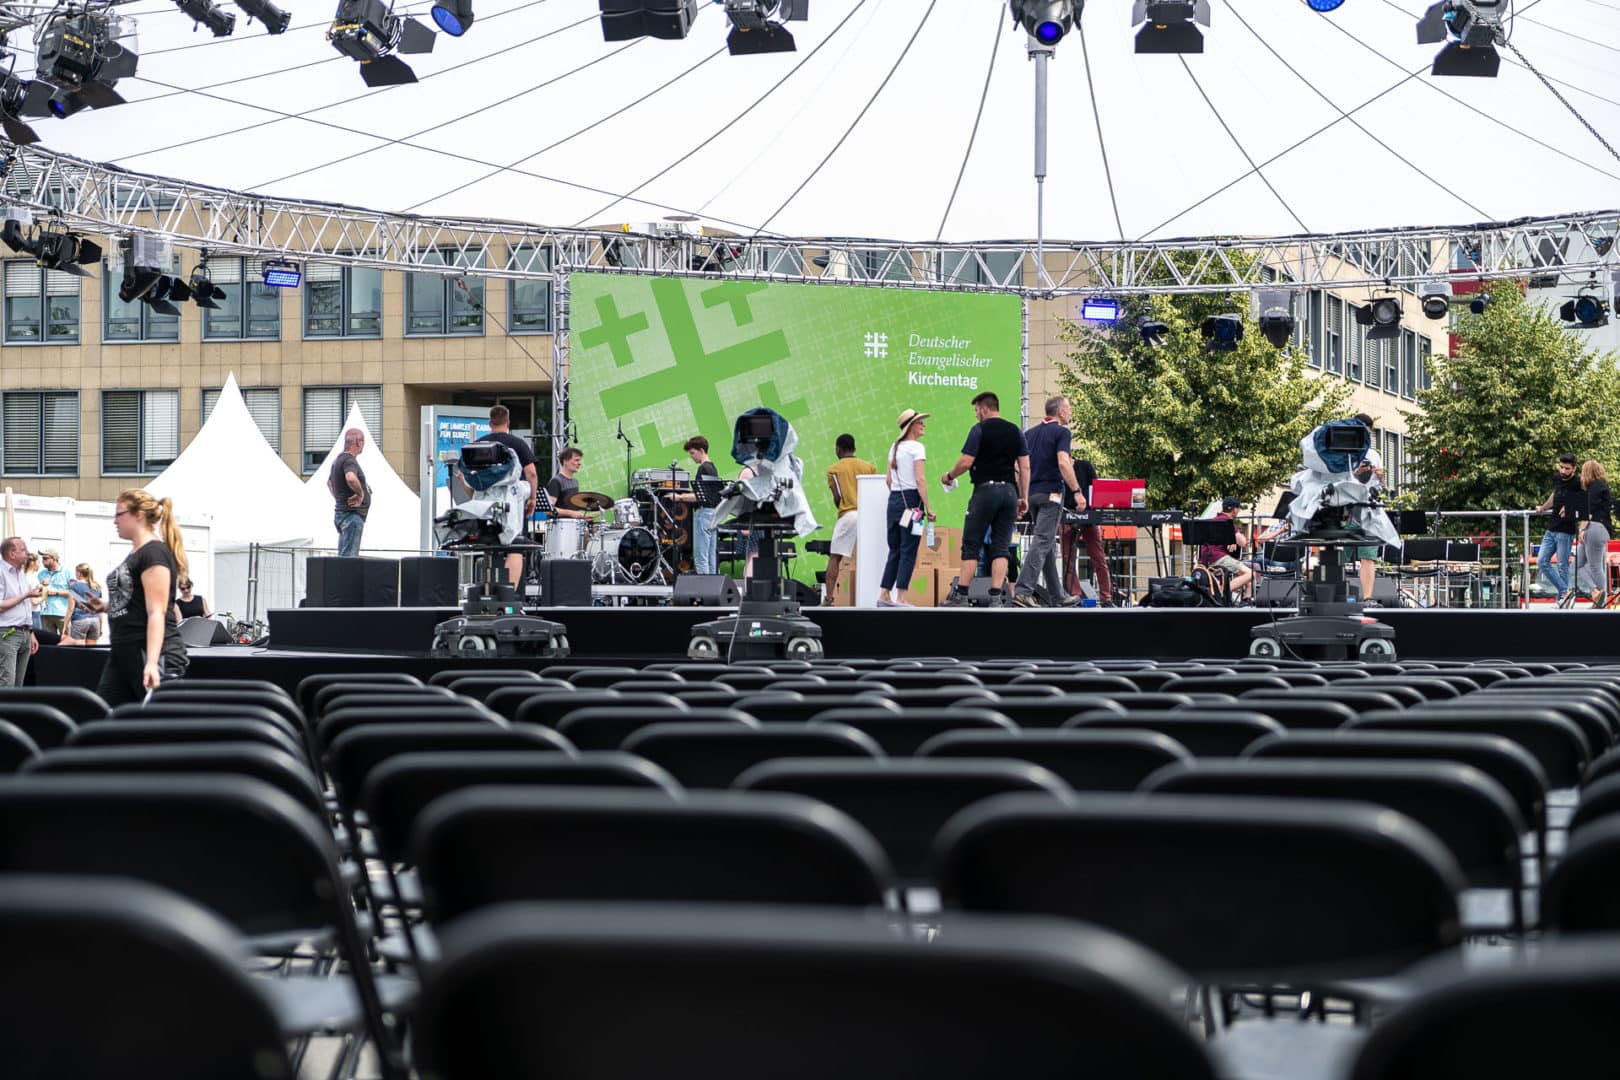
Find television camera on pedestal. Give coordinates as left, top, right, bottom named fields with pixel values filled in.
left=1250, top=417, right=1399, bottom=661
left=689, top=408, right=824, bottom=661
left=430, top=440, right=569, bottom=657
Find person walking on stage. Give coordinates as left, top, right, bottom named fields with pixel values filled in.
left=1576, top=459, right=1613, bottom=608
left=674, top=436, right=722, bottom=575
left=87, top=490, right=190, bottom=704
left=1014, top=396, right=1083, bottom=608
left=35, top=547, right=71, bottom=635
left=329, top=428, right=370, bottom=558
left=825, top=433, right=877, bottom=604
left=941, top=391, right=1030, bottom=607
left=483, top=405, right=540, bottom=588
left=0, top=537, right=43, bottom=685
left=878, top=410, right=935, bottom=608
left=1536, top=452, right=1583, bottom=600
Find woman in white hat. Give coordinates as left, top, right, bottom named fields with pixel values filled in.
left=879, top=408, right=936, bottom=607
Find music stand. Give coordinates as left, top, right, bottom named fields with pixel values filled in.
left=1182, top=518, right=1238, bottom=552
left=692, top=475, right=728, bottom=509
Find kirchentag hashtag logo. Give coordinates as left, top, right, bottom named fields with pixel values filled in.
left=863, top=331, right=888, bottom=359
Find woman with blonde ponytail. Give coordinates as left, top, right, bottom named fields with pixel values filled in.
left=85, top=488, right=189, bottom=703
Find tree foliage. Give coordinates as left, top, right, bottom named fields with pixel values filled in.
left=1403, top=283, right=1620, bottom=510
left=1056, top=285, right=1350, bottom=513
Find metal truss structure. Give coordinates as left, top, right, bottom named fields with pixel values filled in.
left=3, top=146, right=1616, bottom=296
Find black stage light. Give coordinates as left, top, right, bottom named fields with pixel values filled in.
left=599, top=0, right=701, bottom=42
left=1356, top=296, right=1403, bottom=340
left=329, top=0, right=435, bottom=86
left=1468, top=291, right=1490, bottom=315
left=1137, top=315, right=1168, bottom=347
left=118, top=235, right=169, bottom=304
left=237, top=0, right=291, bottom=33
left=33, top=226, right=101, bottom=277
left=1256, top=289, right=1295, bottom=349
left=1419, top=280, right=1452, bottom=320
left=1417, top=0, right=1502, bottom=77
left=724, top=0, right=806, bottom=55
left=1010, top=0, right=1080, bottom=47
left=0, top=67, right=45, bottom=143
left=431, top=0, right=474, bottom=36
left=1132, top=1, right=1208, bottom=54
left=32, top=12, right=139, bottom=112
left=175, top=0, right=236, bottom=37
left=1561, top=293, right=1610, bottom=329
left=188, top=261, right=226, bottom=309
left=0, top=216, right=38, bottom=256
left=1201, top=312, right=1243, bottom=351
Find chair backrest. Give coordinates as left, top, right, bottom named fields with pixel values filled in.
left=931, top=727, right=1180, bottom=783
left=1113, top=670, right=1183, bottom=692
left=746, top=695, right=906, bottom=724
left=514, top=690, right=685, bottom=729
left=1009, top=673, right=1141, bottom=696
left=1108, top=692, right=1196, bottom=713
left=26, top=744, right=326, bottom=818
left=859, top=670, right=983, bottom=688
left=112, top=702, right=302, bottom=741
left=313, top=683, right=456, bottom=721
left=1245, top=730, right=1548, bottom=832
left=0, top=702, right=78, bottom=749
left=0, top=685, right=110, bottom=723
left=1338, top=681, right=1428, bottom=708
left=1588, top=745, right=1620, bottom=787
left=326, top=722, right=575, bottom=811
left=413, top=904, right=1220, bottom=1080
left=991, top=696, right=1129, bottom=729
left=1160, top=674, right=1292, bottom=696
left=297, top=671, right=421, bottom=715
left=130, top=689, right=301, bottom=731
left=66, top=718, right=306, bottom=761
left=362, top=750, right=682, bottom=863
left=936, top=792, right=1464, bottom=984
left=0, top=875, right=294, bottom=1080
left=555, top=707, right=758, bottom=751
left=443, top=675, right=571, bottom=702
left=809, top=707, right=1018, bottom=757
left=1347, top=939, right=1620, bottom=1080
left=316, top=702, right=499, bottom=750
left=154, top=678, right=291, bottom=702
left=565, top=666, right=647, bottom=688
left=1543, top=817, right=1620, bottom=932
left=857, top=687, right=1001, bottom=711
left=0, top=718, right=40, bottom=772
left=736, top=758, right=1073, bottom=881
left=1285, top=688, right=1410, bottom=714
left=1452, top=694, right=1616, bottom=752
left=623, top=722, right=884, bottom=788
left=1346, top=708, right=1590, bottom=788
left=1235, top=695, right=1359, bottom=730
left=428, top=667, right=553, bottom=688
left=1569, top=773, right=1620, bottom=833
left=412, top=788, right=895, bottom=921
left=1064, top=711, right=1285, bottom=757
left=1142, top=760, right=1525, bottom=890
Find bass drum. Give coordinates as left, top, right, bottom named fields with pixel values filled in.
left=589, top=527, right=660, bottom=584
left=547, top=518, right=587, bottom=559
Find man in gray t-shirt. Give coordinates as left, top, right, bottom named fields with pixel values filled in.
left=329, top=428, right=371, bottom=557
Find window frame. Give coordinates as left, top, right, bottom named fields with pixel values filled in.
left=100, top=388, right=181, bottom=476
left=302, top=262, right=384, bottom=340
left=3, top=259, right=81, bottom=345
left=301, top=385, right=382, bottom=473
left=200, top=257, right=283, bottom=342
left=1324, top=295, right=1343, bottom=376
left=404, top=249, right=485, bottom=338
left=1, top=390, right=79, bottom=477
left=505, top=243, right=553, bottom=335
left=202, top=386, right=282, bottom=452
left=102, top=256, right=181, bottom=344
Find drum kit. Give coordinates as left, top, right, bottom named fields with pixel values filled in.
left=545, top=473, right=694, bottom=586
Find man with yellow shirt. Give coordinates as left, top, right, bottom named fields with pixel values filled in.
left=825, top=434, right=877, bottom=604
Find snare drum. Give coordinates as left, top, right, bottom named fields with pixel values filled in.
left=613, top=497, right=642, bottom=526
left=547, top=518, right=587, bottom=559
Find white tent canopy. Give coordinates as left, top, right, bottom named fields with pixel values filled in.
left=146, top=373, right=311, bottom=548
left=302, top=405, right=423, bottom=554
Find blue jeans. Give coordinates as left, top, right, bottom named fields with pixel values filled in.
left=1539, top=529, right=1575, bottom=595
left=880, top=490, right=922, bottom=593
left=335, top=510, right=366, bottom=558
left=693, top=507, right=718, bottom=576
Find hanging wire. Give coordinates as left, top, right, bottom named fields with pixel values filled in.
left=1176, top=54, right=1311, bottom=233
left=935, top=2, right=1004, bottom=242
left=1077, top=22, right=1126, bottom=241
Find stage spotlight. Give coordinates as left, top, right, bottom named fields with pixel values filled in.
left=261, top=259, right=301, bottom=288
left=1417, top=0, right=1503, bottom=78
left=1081, top=297, right=1120, bottom=323
left=1201, top=313, right=1243, bottom=351
left=46, top=92, right=89, bottom=119
left=31, top=11, right=140, bottom=113
left=0, top=213, right=38, bottom=257
left=1256, top=289, right=1295, bottom=349
left=0, top=67, right=44, bottom=144
left=1469, top=291, right=1490, bottom=315
left=175, top=0, right=235, bottom=36
left=1305, top=0, right=1345, bottom=9
left=1561, top=293, right=1610, bottom=329
left=33, top=225, right=100, bottom=277
left=188, top=260, right=226, bottom=309
left=1010, top=1, right=1080, bottom=48
left=1132, top=1, right=1208, bottom=54
left=431, top=0, right=473, bottom=36
left=117, top=235, right=176, bottom=308
left=1419, top=280, right=1452, bottom=320
left=1595, top=237, right=1614, bottom=257
left=328, top=0, right=435, bottom=86
left=1137, top=315, right=1167, bottom=348
left=1356, top=296, right=1403, bottom=340
left=723, top=0, right=806, bottom=55
left=599, top=0, right=701, bottom=42
left=237, top=0, right=292, bottom=34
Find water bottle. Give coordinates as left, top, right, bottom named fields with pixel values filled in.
left=925, top=518, right=936, bottom=549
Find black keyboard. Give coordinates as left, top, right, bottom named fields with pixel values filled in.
left=1065, top=508, right=1186, bottom=526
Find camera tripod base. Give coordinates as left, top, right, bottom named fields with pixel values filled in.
left=688, top=598, right=824, bottom=661
left=432, top=613, right=570, bottom=658
left=1249, top=614, right=1396, bottom=661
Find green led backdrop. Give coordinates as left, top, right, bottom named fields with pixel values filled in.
left=567, top=272, right=1023, bottom=578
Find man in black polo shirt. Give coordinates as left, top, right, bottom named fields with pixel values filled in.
left=1535, top=451, right=1584, bottom=598
left=1013, top=394, right=1084, bottom=607
left=941, top=391, right=1029, bottom=606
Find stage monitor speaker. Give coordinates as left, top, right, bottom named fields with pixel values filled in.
left=177, top=616, right=233, bottom=646
left=306, top=557, right=399, bottom=607
left=539, top=559, right=593, bottom=607
left=363, top=558, right=400, bottom=607
left=400, top=556, right=459, bottom=607
left=782, top=578, right=821, bottom=607
left=1253, top=576, right=1299, bottom=609
left=672, top=574, right=741, bottom=607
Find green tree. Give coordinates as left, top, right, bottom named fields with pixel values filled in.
left=1056, top=289, right=1350, bottom=512
left=1404, top=283, right=1620, bottom=510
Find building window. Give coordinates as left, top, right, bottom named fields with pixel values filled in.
left=1417, top=334, right=1432, bottom=391
left=760, top=245, right=806, bottom=276
left=406, top=249, right=484, bottom=336
left=201, top=258, right=282, bottom=340
left=506, top=243, right=552, bottom=334
left=203, top=386, right=281, bottom=451
left=103, top=258, right=180, bottom=343
left=3, top=261, right=80, bottom=344
left=855, top=248, right=915, bottom=282
left=1401, top=330, right=1417, bottom=401
left=1346, top=310, right=1363, bottom=382
left=302, top=386, right=381, bottom=472
left=303, top=263, right=383, bottom=338
left=2, top=391, right=78, bottom=476
left=939, top=250, right=1021, bottom=287
left=1384, top=335, right=1401, bottom=395
left=1324, top=295, right=1343, bottom=376
left=102, top=389, right=179, bottom=475
left=1387, top=432, right=1402, bottom=492
left=1363, top=337, right=1381, bottom=389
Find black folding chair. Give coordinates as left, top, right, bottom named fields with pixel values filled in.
left=297, top=672, right=422, bottom=717
left=0, top=702, right=78, bottom=749
left=809, top=707, right=1018, bottom=757
left=316, top=702, right=499, bottom=752
left=991, top=695, right=1129, bottom=729
left=622, top=722, right=884, bottom=788
left=440, top=675, right=570, bottom=702
left=1543, top=817, right=1620, bottom=932
left=555, top=707, right=758, bottom=751
left=1236, top=695, right=1359, bottom=730
left=1161, top=675, right=1293, bottom=696
left=513, top=690, right=685, bottom=729
left=0, top=685, right=110, bottom=724
left=155, top=678, right=292, bottom=702
left=1345, top=708, right=1591, bottom=790
left=25, top=744, right=326, bottom=818
left=67, top=718, right=307, bottom=762
left=428, top=667, right=552, bottom=688
left=112, top=701, right=303, bottom=742
left=313, top=684, right=456, bottom=723
left=919, top=729, right=1194, bottom=791
left=1065, top=710, right=1285, bottom=757
left=1568, top=773, right=1620, bottom=833
left=413, top=904, right=1220, bottom=1080
left=0, top=717, right=40, bottom=771
left=1008, top=672, right=1141, bottom=695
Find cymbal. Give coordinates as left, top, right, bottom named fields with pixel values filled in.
left=563, top=490, right=614, bottom=513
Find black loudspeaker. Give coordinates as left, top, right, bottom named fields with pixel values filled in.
left=306, top=557, right=399, bottom=607
left=177, top=616, right=233, bottom=646
left=539, top=559, right=593, bottom=607
left=783, top=579, right=821, bottom=607
left=362, top=558, right=400, bottom=607
left=400, top=556, right=459, bottom=607
left=672, top=574, right=741, bottom=607
left=1253, top=576, right=1300, bottom=609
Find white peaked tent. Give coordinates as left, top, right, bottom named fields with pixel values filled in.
left=302, top=404, right=423, bottom=553
left=147, top=374, right=311, bottom=546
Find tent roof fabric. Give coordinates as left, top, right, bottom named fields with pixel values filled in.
left=302, top=405, right=424, bottom=555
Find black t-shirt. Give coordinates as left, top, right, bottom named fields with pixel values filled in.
left=545, top=472, right=580, bottom=510
left=1024, top=421, right=1073, bottom=497
left=962, top=417, right=1029, bottom=486
left=176, top=595, right=207, bottom=620
left=484, top=431, right=536, bottom=472
left=329, top=451, right=371, bottom=518
left=1550, top=471, right=1584, bottom=534
left=1589, top=479, right=1613, bottom=533
left=106, top=540, right=180, bottom=646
